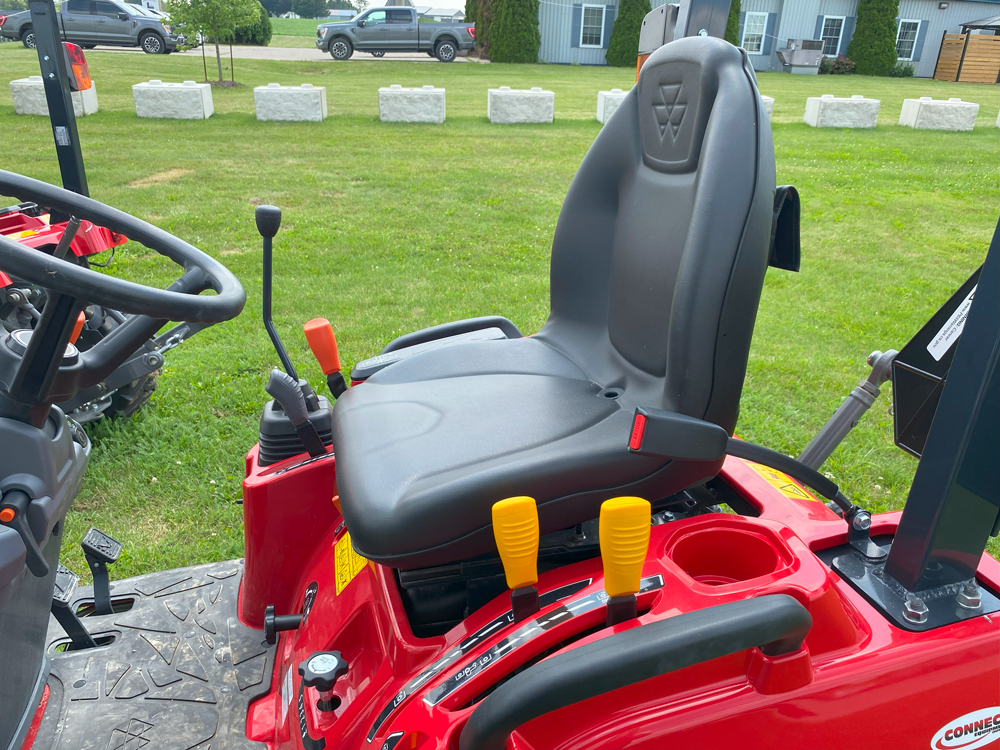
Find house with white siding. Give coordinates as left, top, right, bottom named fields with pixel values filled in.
left=537, top=0, right=999, bottom=75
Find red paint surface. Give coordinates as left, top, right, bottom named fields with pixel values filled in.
left=0, top=209, right=126, bottom=262
left=241, top=451, right=1000, bottom=750
left=19, top=684, right=48, bottom=750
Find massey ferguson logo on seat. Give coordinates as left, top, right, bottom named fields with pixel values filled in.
left=931, top=708, right=1000, bottom=749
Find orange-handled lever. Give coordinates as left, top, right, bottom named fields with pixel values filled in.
left=303, top=318, right=347, bottom=398
left=70, top=311, right=86, bottom=344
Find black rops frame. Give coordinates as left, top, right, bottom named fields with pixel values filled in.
left=884, top=220, right=1000, bottom=592
left=27, top=0, right=89, bottom=204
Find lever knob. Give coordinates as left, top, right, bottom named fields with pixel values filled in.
left=599, top=497, right=650, bottom=598
left=303, top=318, right=342, bottom=375
left=299, top=651, right=348, bottom=712
left=255, top=205, right=282, bottom=238
left=266, top=368, right=309, bottom=426
left=492, top=496, right=539, bottom=591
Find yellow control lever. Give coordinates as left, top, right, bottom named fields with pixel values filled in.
left=599, top=496, right=651, bottom=625
left=492, top=496, right=540, bottom=622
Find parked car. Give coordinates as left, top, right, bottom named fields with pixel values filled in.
left=0, top=0, right=186, bottom=53
left=316, top=7, right=474, bottom=62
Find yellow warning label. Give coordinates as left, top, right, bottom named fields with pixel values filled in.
left=334, top=531, right=370, bottom=595
left=748, top=462, right=817, bottom=502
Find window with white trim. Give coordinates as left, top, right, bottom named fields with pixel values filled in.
left=821, top=16, right=844, bottom=56
left=580, top=4, right=605, bottom=48
left=896, top=19, right=920, bottom=59
left=742, top=12, right=767, bottom=54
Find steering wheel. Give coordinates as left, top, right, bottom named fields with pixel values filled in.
left=0, top=169, right=245, bottom=409
left=0, top=169, right=245, bottom=322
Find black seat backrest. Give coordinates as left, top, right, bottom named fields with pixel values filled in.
left=536, top=36, right=775, bottom=435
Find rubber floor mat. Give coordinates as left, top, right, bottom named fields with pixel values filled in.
left=35, top=560, right=274, bottom=750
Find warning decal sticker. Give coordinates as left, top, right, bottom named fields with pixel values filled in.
left=335, top=531, right=370, bottom=595
left=748, top=462, right=817, bottom=502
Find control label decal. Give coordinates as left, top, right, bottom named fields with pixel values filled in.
left=302, top=582, right=318, bottom=624
left=365, top=578, right=592, bottom=743
left=748, top=462, right=815, bottom=501
left=927, top=285, right=975, bottom=362
left=335, top=531, right=370, bottom=594
left=931, top=707, right=1000, bottom=750
left=424, top=575, right=664, bottom=706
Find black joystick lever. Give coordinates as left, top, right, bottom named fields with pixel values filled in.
left=264, top=603, right=303, bottom=645
left=256, top=205, right=299, bottom=382
left=81, top=527, right=122, bottom=616
left=51, top=564, right=98, bottom=650
left=0, top=490, right=49, bottom=577
left=266, top=369, right=326, bottom=458
left=299, top=651, right=349, bottom=712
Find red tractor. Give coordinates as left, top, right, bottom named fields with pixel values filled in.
left=0, top=1, right=996, bottom=749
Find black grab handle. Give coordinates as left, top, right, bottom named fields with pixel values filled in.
left=458, top=594, right=811, bottom=750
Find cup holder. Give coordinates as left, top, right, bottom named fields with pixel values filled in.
left=670, top=528, right=781, bottom=586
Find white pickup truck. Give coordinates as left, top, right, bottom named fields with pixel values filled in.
left=316, top=7, right=475, bottom=62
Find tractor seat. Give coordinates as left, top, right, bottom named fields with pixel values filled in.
left=332, top=37, right=777, bottom=570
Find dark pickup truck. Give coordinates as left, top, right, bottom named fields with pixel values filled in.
left=316, top=7, right=474, bottom=62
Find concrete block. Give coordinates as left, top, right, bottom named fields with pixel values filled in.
left=254, top=83, right=327, bottom=122
left=899, top=97, right=978, bottom=131
left=488, top=86, right=554, bottom=124
left=10, top=76, right=98, bottom=117
left=378, top=85, right=445, bottom=124
left=760, top=95, right=774, bottom=120
left=132, top=80, right=214, bottom=120
left=597, top=88, right=627, bottom=124
left=804, top=94, right=879, bottom=129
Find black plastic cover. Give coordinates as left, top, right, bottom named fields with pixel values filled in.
left=768, top=185, right=800, bottom=272
left=258, top=395, right=332, bottom=466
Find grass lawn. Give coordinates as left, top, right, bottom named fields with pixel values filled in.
left=268, top=34, right=317, bottom=49
left=270, top=16, right=327, bottom=37
left=1, top=44, right=997, bottom=580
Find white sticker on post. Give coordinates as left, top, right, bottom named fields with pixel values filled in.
left=280, top=664, right=294, bottom=722
left=926, top=285, right=976, bottom=362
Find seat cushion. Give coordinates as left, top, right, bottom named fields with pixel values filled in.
left=333, top=337, right=720, bottom=569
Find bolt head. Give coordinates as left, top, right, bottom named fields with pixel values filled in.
left=903, top=596, right=929, bottom=624
left=957, top=582, right=982, bottom=610
left=852, top=513, right=871, bottom=531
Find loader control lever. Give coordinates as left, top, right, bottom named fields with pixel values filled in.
left=492, top=496, right=540, bottom=623
left=299, top=651, right=349, bottom=712
left=600, top=497, right=651, bottom=626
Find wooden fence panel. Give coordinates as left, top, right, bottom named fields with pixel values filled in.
left=935, top=33, right=1000, bottom=83
left=935, top=33, right=968, bottom=81
left=958, top=35, right=1000, bottom=84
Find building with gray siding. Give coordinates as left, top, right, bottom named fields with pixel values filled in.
left=537, top=0, right=998, bottom=75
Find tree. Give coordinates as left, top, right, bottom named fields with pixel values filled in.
left=292, top=0, right=326, bottom=17
left=724, top=0, right=740, bottom=46
left=847, top=0, right=899, bottom=76
left=234, top=1, right=272, bottom=44
left=327, top=0, right=355, bottom=9
left=464, top=0, right=476, bottom=25
left=488, top=0, right=539, bottom=63
left=165, top=0, right=259, bottom=82
left=474, top=0, right=493, bottom=56
left=605, top=0, right=649, bottom=67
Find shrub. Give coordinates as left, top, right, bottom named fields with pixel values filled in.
left=819, top=54, right=855, bottom=74
left=724, top=0, right=740, bottom=46
left=233, top=1, right=273, bottom=44
left=889, top=60, right=915, bottom=77
left=846, top=0, right=899, bottom=76
left=488, top=0, right=540, bottom=63
left=464, top=0, right=476, bottom=24
left=605, top=0, right=650, bottom=67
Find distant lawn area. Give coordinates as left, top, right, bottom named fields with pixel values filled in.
left=0, top=44, right=997, bottom=579
left=270, top=16, right=326, bottom=36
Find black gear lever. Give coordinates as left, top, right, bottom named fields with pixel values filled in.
left=265, top=369, right=326, bottom=458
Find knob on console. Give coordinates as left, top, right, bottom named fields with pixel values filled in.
left=299, top=651, right=349, bottom=712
